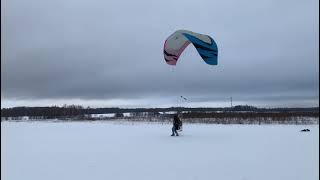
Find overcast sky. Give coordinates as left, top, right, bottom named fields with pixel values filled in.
left=1, top=0, right=319, bottom=108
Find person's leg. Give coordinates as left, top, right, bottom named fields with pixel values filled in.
left=174, top=126, right=179, bottom=136
left=171, top=126, right=175, bottom=136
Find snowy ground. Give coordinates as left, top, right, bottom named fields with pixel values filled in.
left=1, top=121, right=319, bottom=180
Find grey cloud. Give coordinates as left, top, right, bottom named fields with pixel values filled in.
left=1, top=0, right=319, bottom=107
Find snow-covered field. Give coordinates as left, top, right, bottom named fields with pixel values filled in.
left=1, top=121, right=319, bottom=180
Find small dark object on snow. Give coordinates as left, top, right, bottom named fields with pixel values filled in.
left=301, top=129, right=310, bottom=132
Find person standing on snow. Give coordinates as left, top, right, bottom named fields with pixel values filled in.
left=171, top=114, right=182, bottom=136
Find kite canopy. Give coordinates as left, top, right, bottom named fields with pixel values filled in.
left=163, top=30, right=218, bottom=66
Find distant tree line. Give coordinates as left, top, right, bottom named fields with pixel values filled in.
left=181, top=111, right=319, bottom=119
left=1, top=105, right=319, bottom=120
left=180, top=111, right=319, bottom=124
left=1, top=105, right=86, bottom=118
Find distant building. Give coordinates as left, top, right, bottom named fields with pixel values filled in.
left=87, top=113, right=115, bottom=119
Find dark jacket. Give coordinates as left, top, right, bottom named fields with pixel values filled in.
left=173, top=115, right=182, bottom=129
